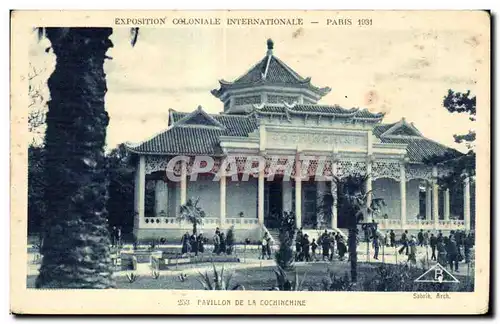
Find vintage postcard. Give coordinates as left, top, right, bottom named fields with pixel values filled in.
left=10, top=10, right=490, bottom=314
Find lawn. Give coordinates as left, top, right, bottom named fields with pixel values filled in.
left=26, top=260, right=473, bottom=291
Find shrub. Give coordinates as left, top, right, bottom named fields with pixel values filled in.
left=197, top=264, right=244, bottom=290
left=321, top=270, right=354, bottom=291
left=126, top=273, right=139, bottom=283
left=362, top=264, right=474, bottom=292
left=272, top=266, right=307, bottom=291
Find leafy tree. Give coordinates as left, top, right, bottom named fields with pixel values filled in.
left=334, top=174, right=385, bottom=283
left=106, top=143, right=135, bottom=234
left=178, top=197, right=206, bottom=235
left=424, top=89, right=476, bottom=225
left=35, top=28, right=138, bottom=288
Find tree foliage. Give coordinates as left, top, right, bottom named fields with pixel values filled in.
left=424, top=89, right=476, bottom=189
left=178, top=197, right=206, bottom=235
left=443, top=89, right=476, bottom=151
left=274, top=211, right=296, bottom=270
left=106, top=143, right=135, bottom=233
left=334, top=174, right=385, bottom=283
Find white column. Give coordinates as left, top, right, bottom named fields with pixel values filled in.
left=331, top=180, right=338, bottom=229
left=464, top=176, right=471, bottom=231
left=433, top=180, right=439, bottom=229
left=295, top=154, right=302, bottom=228
left=180, top=159, right=187, bottom=205
left=366, top=157, right=373, bottom=222
left=282, top=180, right=293, bottom=213
left=154, top=180, right=168, bottom=216
left=425, top=182, right=432, bottom=220
left=134, top=156, right=146, bottom=227
left=400, top=162, right=406, bottom=229
left=366, top=132, right=373, bottom=222
left=220, top=171, right=226, bottom=228
left=258, top=165, right=265, bottom=225
left=444, top=188, right=450, bottom=221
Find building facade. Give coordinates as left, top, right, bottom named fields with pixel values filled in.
left=126, top=39, right=472, bottom=242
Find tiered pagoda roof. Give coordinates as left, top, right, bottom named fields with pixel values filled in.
left=126, top=106, right=461, bottom=163
left=211, top=39, right=331, bottom=102
left=126, top=39, right=461, bottom=164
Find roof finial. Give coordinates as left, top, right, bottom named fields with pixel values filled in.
left=267, top=38, right=274, bottom=55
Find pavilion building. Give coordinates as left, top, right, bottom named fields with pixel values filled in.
left=126, top=39, right=472, bottom=242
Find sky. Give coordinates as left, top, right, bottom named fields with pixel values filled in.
left=28, top=13, right=486, bottom=153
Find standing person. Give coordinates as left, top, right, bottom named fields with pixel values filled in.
left=181, top=231, right=190, bottom=255
left=213, top=231, right=220, bottom=255
left=399, top=230, right=409, bottom=255
left=446, top=236, right=459, bottom=272
left=424, top=230, right=430, bottom=246
left=464, top=232, right=473, bottom=264
left=197, top=232, right=205, bottom=254
left=384, top=231, right=390, bottom=247
left=389, top=230, right=396, bottom=247
left=373, top=232, right=380, bottom=260
left=215, top=227, right=221, bottom=237
left=455, top=230, right=464, bottom=261
left=295, top=230, right=303, bottom=262
left=117, top=226, right=122, bottom=247
left=437, top=237, right=448, bottom=266
left=337, top=236, right=347, bottom=261
left=311, top=238, right=318, bottom=261
left=302, top=234, right=311, bottom=262
left=418, top=229, right=424, bottom=247
left=219, top=233, right=226, bottom=256
left=329, top=232, right=336, bottom=261
left=111, top=226, right=117, bottom=247
left=437, top=230, right=444, bottom=244
left=408, top=235, right=417, bottom=265
left=389, top=230, right=396, bottom=248
left=321, top=231, right=330, bottom=261
left=190, top=233, right=198, bottom=256
left=260, top=234, right=268, bottom=260
left=430, top=233, right=438, bottom=261
left=265, top=233, right=272, bottom=260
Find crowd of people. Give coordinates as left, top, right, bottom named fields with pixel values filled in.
left=180, top=231, right=206, bottom=256
left=258, top=226, right=474, bottom=272
left=382, top=229, right=475, bottom=272
left=259, top=228, right=349, bottom=262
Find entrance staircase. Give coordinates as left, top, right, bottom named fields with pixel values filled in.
left=266, top=228, right=281, bottom=246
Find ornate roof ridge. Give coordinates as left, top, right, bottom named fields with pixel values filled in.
left=379, top=117, right=422, bottom=137
left=211, top=39, right=331, bottom=99
left=171, top=109, right=257, bottom=119
left=255, top=103, right=384, bottom=119
left=171, top=105, right=227, bottom=130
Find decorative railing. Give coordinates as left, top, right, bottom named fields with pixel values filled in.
left=225, top=218, right=259, bottom=227
left=375, top=218, right=466, bottom=230
left=139, top=217, right=259, bottom=228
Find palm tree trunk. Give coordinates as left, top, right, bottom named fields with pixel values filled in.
left=193, top=222, right=197, bottom=235
left=348, top=227, right=358, bottom=283
left=36, top=28, right=114, bottom=288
